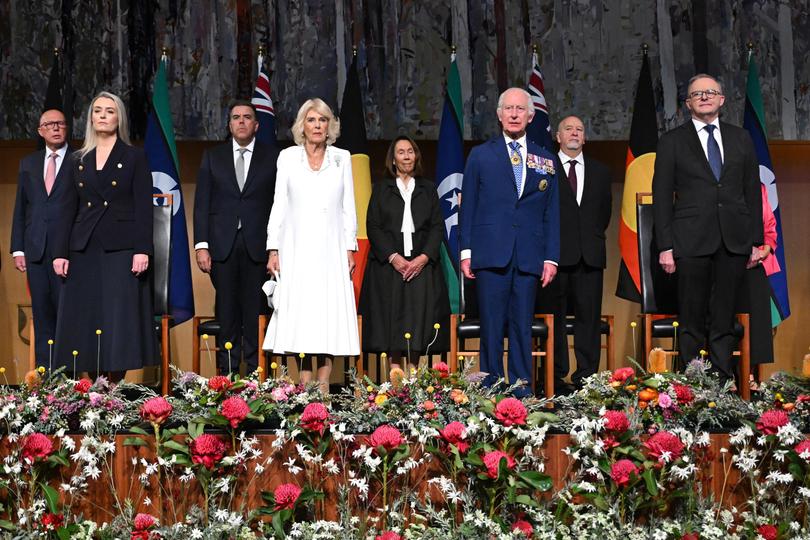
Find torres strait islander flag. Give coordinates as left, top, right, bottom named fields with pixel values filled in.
left=336, top=53, right=372, bottom=305
left=434, top=52, right=464, bottom=314
left=743, top=53, right=790, bottom=324
left=616, top=52, right=658, bottom=302
left=251, top=54, right=277, bottom=147
left=146, top=56, right=194, bottom=324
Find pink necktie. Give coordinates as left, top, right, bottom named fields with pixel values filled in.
left=44, top=152, right=57, bottom=195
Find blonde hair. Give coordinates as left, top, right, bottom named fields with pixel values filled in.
left=290, top=98, right=340, bottom=145
left=78, top=91, right=131, bottom=159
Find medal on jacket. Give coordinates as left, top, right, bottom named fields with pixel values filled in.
left=539, top=179, right=548, bottom=191
left=510, top=152, right=520, bottom=165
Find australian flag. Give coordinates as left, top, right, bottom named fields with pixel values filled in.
left=526, top=51, right=553, bottom=151
left=251, top=55, right=277, bottom=147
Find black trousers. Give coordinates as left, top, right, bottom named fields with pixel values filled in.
left=210, top=230, right=269, bottom=374
left=26, top=246, right=62, bottom=367
left=677, top=246, right=747, bottom=381
left=552, top=260, right=604, bottom=387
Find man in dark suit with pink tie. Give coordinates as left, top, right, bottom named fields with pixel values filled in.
left=653, top=74, right=763, bottom=382
left=458, top=87, right=560, bottom=398
left=10, top=109, right=72, bottom=366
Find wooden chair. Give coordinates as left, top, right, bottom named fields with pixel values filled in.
left=191, top=316, right=220, bottom=376
left=152, top=194, right=174, bottom=395
left=563, top=314, right=616, bottom=372
left=636, top=192, right=751, bottom=399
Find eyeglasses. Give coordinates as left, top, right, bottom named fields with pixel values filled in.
left=688, top=89, right=722, bottom=100
left=40, top=121, right=67, bottom=130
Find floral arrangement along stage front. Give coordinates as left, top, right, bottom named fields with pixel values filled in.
left=0, top=362, right=809, bottom=539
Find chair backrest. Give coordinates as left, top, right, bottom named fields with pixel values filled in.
left=152, top=194, right=173, bottom=315
left=457, top=263, right=480, bottom=318
left=636, top=192, right=678, bottom=314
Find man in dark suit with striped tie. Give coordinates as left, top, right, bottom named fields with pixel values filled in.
left=10, top=109, right=72, bottom=366
left=653, top=74, right=763, bottom=382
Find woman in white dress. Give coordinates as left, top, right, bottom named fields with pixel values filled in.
left=264, top=98, right=360, bottom=393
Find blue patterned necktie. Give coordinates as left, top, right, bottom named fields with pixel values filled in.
left=509, top=140, right=522, bottom=195
left=704, top=124, right=723, bottom=181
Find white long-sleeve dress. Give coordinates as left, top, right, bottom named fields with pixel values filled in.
left=262, top=145, right=360, bottom=356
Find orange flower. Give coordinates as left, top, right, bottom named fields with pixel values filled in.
left=450, top=388, right=469, bottom=405
left=423, top=400, right=436, bottom=412
left=24, top=370, right=41, bottom=389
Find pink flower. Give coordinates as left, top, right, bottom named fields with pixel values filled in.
left=271, top=384, right=294, bottom=402
left=273, top=483, right=302, bottom=511
left=299, top=402, right=330, bottom=435
left=375, top=533, right=402, bottom=540
left=220, top=395, right=250, bottom=428
left=610, top=459, right=639, bottom=487
left=207, top=375, right=232, bottom=393
left=610, top=367, right=635, bottom=383
left=673, top=384, right=695, bottom=405
left=140, top=396, right=173, bottom=425
left=133, top=513, right=157, bottom=530
left=602, top=410, right=630, bottom=433
left=74, top=379, right=92, bottom=393
left=21, top=433, right=53, bottom=463
left=601, top=434, right=620, bottom=450
left=644, top=431, right=685, bottom=464
left=658, top=392, right=673, bottom=408
left=494, top=397, right=528, bottom=426
left=756, top=409, right=790, bottom=435
left=439, top=421, right=469, bottom=453
left=434, top=362, right=450, bottom=378
left=756, top=524, right=778, bottom=540
left=512, top=519, right=533, bottom=538
left=369, top=424, right=405, bottom=452
left=482, top=450, right=515, bottom=479
left=795, top=439, right=810, bottom=461
left=190, top=434, right=227, bottom=469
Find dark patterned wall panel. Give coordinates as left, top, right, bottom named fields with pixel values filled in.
left=0, top=0, right=807, bottom=140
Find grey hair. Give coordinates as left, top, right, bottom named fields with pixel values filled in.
left=78, top=91, right=131, bottom=159
left=496, top=87, right=535, bottom=116
left=686, top=74, right=724, bottom=96
left=290, top=98, right=341, bottom=145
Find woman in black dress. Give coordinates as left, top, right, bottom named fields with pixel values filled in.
left=359, top=136, right=450, bottom=371
left=52, top=91, right=156, bottom=380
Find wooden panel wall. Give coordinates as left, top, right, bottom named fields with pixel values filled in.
left=0, top=140, right=807, bottom=384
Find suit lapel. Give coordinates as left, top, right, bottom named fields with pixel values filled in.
left=31, top=149, right=48, bottom=199
left=684, top=121, right=718, bottom=182
left=50, top=146, right=72, bottom=197
left=242, top=142, right=262, bottom=193
left=219, top=141, right=240, bottom=192
left=489, top=137, right=519, bottom=196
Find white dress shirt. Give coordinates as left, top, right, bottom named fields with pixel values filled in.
left=558, top=150, right=585, bottom=205
left=12, top=144, right=68, bottom=258
left=691, top=117, right=724, bottom=162
left=195, top=138, right=256, bottom=250
left=396, top=176, right=416, bottom=257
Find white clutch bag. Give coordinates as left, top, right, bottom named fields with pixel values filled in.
left=262, top=272, right=281, bottom=309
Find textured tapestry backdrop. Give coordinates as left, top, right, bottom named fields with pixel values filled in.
left=0, top=0, right=808, bottom=141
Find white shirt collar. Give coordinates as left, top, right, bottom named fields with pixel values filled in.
left=691, top=117, right=720, bottom=132
left=502, top=132, right=528, bottom=150
left=232, top=137, right=256, bottom=153
left=396, top=176, right=415, bottom=194
left=558, top=150, right=583, bottom=165
left=46, top=144, right=67, bottom=159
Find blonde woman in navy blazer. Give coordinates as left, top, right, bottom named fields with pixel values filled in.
left=52, top=91, right=156, bottom=379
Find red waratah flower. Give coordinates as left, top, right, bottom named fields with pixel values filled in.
left=603, top=410, right=630, bottom=433
left=140, top=396, right=173, bottom=425
left=207, top=375, right=232, bottom=393
left=756, top=409, right=790, bottom=435
left=74, top=378, right=92, bottom=393
left=40, top=512, right=64, bottom=530
left=434, top=362, right=450, bottom=378
left=439, top=421, right=469, bottom=453
left=644, top=431, right=685, bottom=464
left=795, top=439, right=810, bottom=460
left=273, top=482, right=302, bottom=511
left=369, top=424, right=405, bottom=452
left=672, top=384, right=695, bottom=405
left=601, top=434, right=620, bottom=450
left=680, top=533, right=699, bottom=540
left=610, top=459, right=639, bottom=487
left=512, top=519, right=533, bottom=537
left=756, top=524, right=778, bottom=540
left=190, top=434, right=227, bottom=470
left=610, top=367, right=635, bottom=383
left=220, top=395, right=250, bottom=428
left=483, top=450, right=516, bottom=479
left=133, top=513, right=156, bottom=530
left=494, top=397, right=528, bottom=426
left=299, top=402, right=330, bottom=435
left=21, top=433, right=53, bottom=462
left=375, top=533, right=402, bottom=540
